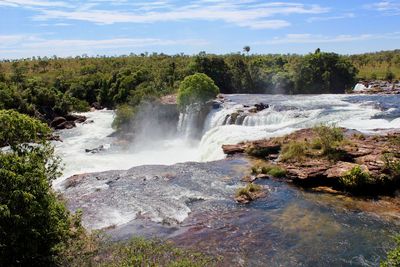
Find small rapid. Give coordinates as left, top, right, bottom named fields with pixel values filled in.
left=55, top=94, right=400, bottom=188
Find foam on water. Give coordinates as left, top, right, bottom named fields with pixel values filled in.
left=55, top=94, right=400, bottom=188
left=56, top=94, right=400, bottom=225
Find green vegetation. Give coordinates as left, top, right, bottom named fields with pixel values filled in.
left=0, top=49, right=369, bottom=131
left=280, top=141, right=307, bottom=162
left=111, top=104, right=136, bottom=131
left=245, top=144, right=280, bottom=158
left=236, top=183, right=262, bottom=199
left=313, top=124, right=344, bottom=155
left=91, top=237, right=217, bottom=267
left=177, top=73, right=219, bottom=111
left=339, top=165, right=372, bottom=192
left=383, top=153, right=400, bottom=181
left=0, top=110, right=74, bottom=266
left=251, top=164, right=286, bottom=178
left=291, top=50, right=358, bottom=94
left=0, top=109, right=216, bottom=266
left=347, top=50, right=400, bottom=80
left=381, top=236, right=400, bottom=267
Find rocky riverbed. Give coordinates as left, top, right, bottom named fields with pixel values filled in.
left=61, top=153, right=400, bottom=266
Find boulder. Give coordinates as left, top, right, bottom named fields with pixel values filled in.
left=50, top=116, right=66, bottom=128
left=91, top=102, right=103, bottom=110
left=65, top=114, right=87, bottom=123
left=55, top=121, right=76, bottom=130
left=255, top=102, right=269, bottom=111
left=222, top=144, right=246, bottom=155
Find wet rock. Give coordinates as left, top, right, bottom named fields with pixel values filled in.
left=256, top=173, right=269, bottom=179
left=222, top=144, right=246, bottom=155
left=55, top=121, right=76, bottom=130
left=234, top=189, right=266, bottom=204
left=65, top=114, right=87, bottom=123
left=85, top=144, right=110, bottom=154
left=223, top=128, right=400, bottom=194
left=50, top=116, right=66, bottom=128
left=91, top=102, right=103, bottom=110
left=241, top=175, right=257, bottom=182
left=255, top=102, right=269, bottom=111
left=212, top=100, right=222, bottom=109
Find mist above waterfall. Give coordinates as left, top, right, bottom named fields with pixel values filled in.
left=54, top=94, right=400, bottom=189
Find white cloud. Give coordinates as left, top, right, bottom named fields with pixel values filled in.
left=253, top=32, right=400, bottom=45
left=1, top=0, right=329, bottom=30
left=307, top=13, right=355, bottom=23
left=0, top=0, right=69, bottom=8
left=366, top=1, right=400, bottom=15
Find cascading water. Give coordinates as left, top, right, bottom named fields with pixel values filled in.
left=54, top=94, right=400, bottom=266
left=55, top=94, right=400, bottom=187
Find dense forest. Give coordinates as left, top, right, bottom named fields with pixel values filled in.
left=0, top=49, right=398, bottom=124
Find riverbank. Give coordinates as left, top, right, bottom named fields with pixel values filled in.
left=223, top=126, right=400, bottom=196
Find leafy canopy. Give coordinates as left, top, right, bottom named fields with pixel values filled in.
left=0, top=110, right=75, bottom=266
left=177, top=73, right=219, bottom=110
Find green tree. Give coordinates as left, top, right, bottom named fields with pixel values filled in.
left=177, top=73, right=220, bottom=111
left=292, top=51, right=358, bottom=94
left=0, top=110, right=75, bottom=266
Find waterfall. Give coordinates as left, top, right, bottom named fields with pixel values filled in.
left=177, top=103, right=213, bottom=140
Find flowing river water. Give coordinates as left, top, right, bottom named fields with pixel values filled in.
left=54, top=94, right=400, bottom=266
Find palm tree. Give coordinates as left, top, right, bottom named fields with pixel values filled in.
left=243, top=46, right=250, bottom=55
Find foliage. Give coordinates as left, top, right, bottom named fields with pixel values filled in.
left=111, top=104, right=136, bottom=132
left=313, top=124, right=344, bottom=155
left=382, top=153, right=400, bottom=181
left=0, top=110, right=78, bottom=266
left=93, top=237, right=218, bottom=267
left=245, top=144, right=280, bottom=158
left=251, top=164, right=286, bottom=178
left=0, top=50, right=398, bottom=130
left=266, top=166, right=287, bottom=178
left=291, top=51, right=358, bottom=94
left=280, top=141, right=307, bottom=162
left=177, top=73, right=219, bottom=111
left=236, top=183, right=262, bottom=199
left=339, top=165, right=372, bottom=192
left=381, top=235, right=400, bottom=267
left=0, top=109, right=50, bottom=148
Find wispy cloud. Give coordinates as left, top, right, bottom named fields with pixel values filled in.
left=253, top=32, right=400, bottom=45
left=366, top=1, right=400, bottom=15
left=0, top=34, right=209, bottom=58
left=1, top=0, right=329, bottom=30
left=307, top=13, right=355, bottom=23
left=0, top=0, right=70, bottom=8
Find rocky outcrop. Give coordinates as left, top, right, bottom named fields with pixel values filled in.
left=223, top=128, right=400, bottom=194
left=50, top=114, right=87, bottom=129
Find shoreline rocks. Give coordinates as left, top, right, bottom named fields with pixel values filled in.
left=50, top=114, right=87, bottom=130
left=223, top=128, right=400, bottom=195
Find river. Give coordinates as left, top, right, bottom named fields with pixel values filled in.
left=54, top=94, right=400, bottom=266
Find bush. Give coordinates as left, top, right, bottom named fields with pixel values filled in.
left=313, top=124, right=344, bottom=155
left=235, top=183, right=262, bottom=198
left=112, top=104, right=136, bottom=131
left=0, top=109, right=50, bottom=148
left=339, top=165, right=371, bottom=192
left=252, top=164, right=287, bottom=178
left=94, top=237, right=218, bottom=267
left=280, top=141, right=307, bottom=162
left=177, top=73, right=219, bottom=111
left=381, top=235, right=400, bottom=267
left=0, top=110, right=78, bottom=266
left=383, top=153, right=400, bottom=181
left=245, top=144, right=280, bottom=158
left=266, top=166, right=286, bottom=178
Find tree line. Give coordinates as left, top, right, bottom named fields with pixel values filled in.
left=0, top=49, right=398, bottom=123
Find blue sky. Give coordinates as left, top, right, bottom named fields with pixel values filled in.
left=0, top=0, right=399, bottom=59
